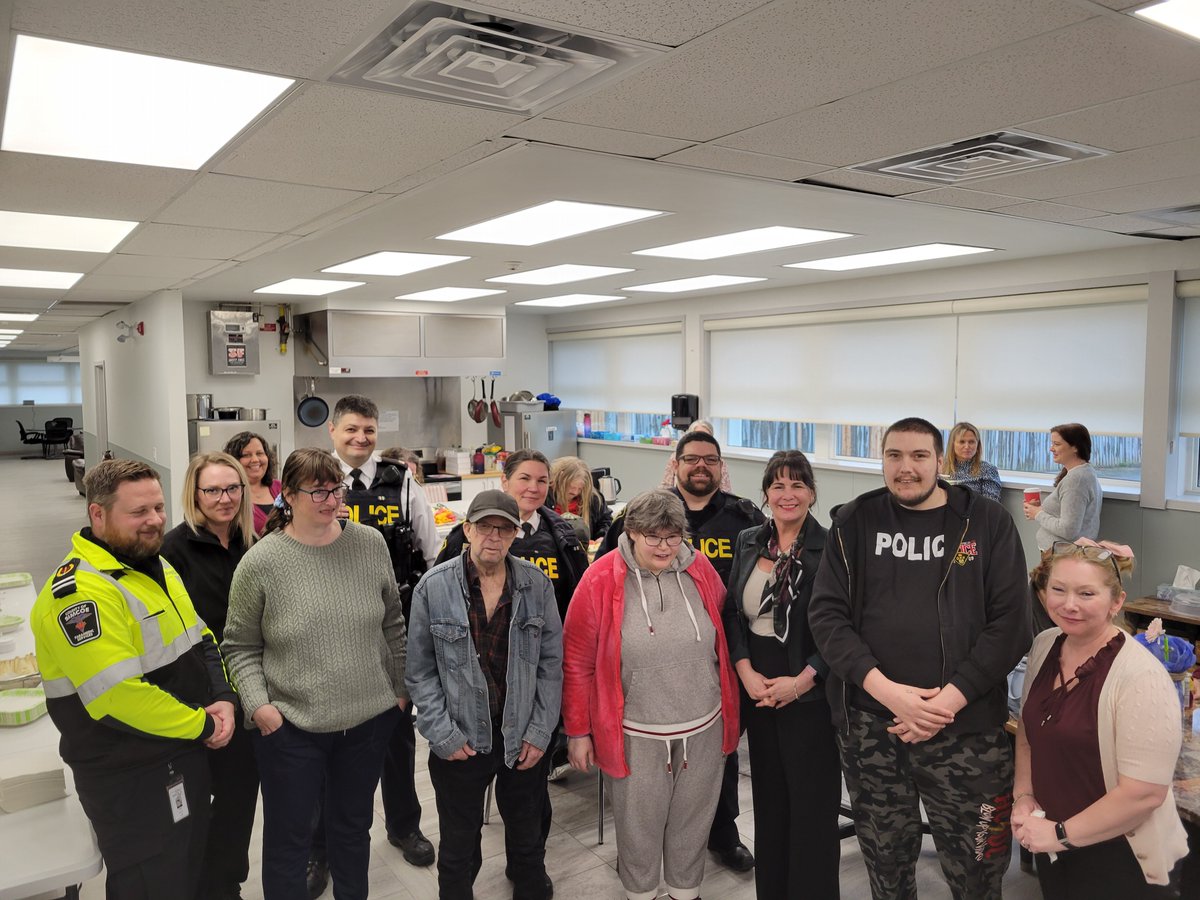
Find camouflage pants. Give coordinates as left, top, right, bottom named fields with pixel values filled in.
left=837, top=707, right=1014, bottom=900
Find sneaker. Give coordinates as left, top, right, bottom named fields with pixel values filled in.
left=388, top=829, right=435, bottom=867
left=546, top=762, right=572, bottom=783
left=305, top=856, right=329, bottom=900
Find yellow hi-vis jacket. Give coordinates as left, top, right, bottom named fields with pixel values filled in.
left=32, top=531, right=235, bottom=773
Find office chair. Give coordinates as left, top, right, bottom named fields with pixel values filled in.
left=17, top=421, right=47, bottom=459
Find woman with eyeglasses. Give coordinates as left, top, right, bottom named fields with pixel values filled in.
left=1011, top=540, right=1186, bottom=898
left=161, top=451, right=260, bottom=900
left=941, top=421, right=1001, bottom=501
left=223, top=448, right=409, bottom=900
left=563, top=489, right=739, bottom=900
left=224, top=430, right=280, bottom=536
left=722, top=450, right=839, bottom=899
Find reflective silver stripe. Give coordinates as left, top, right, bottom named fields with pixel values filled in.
left=42, top=675, right=79, bottom=698
left=75, top=657, right=145, bottom=705
left=140, top=624, right=203, bottom=672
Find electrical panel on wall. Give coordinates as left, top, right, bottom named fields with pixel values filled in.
left=209, top=310, right=261, bottom=375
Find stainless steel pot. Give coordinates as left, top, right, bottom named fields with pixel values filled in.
left=186, top=393, right=213, bottom=420
left=213, top=407, right=241, bottom=420
left=238, top=408, right=267, bottom=420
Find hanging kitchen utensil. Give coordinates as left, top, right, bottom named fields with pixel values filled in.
left=472, top=376, right=487, bottom=423
left=297, top=378, right=329, bottom=427
left=467, top=377, right=481, bottom=422
left=489, top=378, right=501, bottom=427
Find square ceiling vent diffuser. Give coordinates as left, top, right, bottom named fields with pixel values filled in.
left=329, top=2, right=663, bottom=115
left=850, top=130, right=1110, bottom=184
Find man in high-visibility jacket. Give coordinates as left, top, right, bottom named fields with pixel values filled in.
left=32, top=458, right=237, bottom=900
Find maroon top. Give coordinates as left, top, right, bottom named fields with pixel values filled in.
left=1023, top=631, right=1124, bottom=822
left=465, top=554, right=513, bottom=723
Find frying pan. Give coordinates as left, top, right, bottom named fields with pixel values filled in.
left=467, top=377, right=479, bottom=420
left=471, top=377, right=486, bottom=423
left=489, top=378, right=501, bottom=427
left=297, top=378, right=329, bottom=427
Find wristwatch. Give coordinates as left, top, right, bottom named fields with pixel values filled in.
left=1054, top=821, right=1075, bottom=849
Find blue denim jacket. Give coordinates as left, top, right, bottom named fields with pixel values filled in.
left=405, top=551, right=563, bottom=766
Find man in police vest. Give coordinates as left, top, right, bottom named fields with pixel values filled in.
left=32, top=459, right=237, bottom=899
left=598, top=430, right=764, bottom=872
left=299, top=394, right=440, bottom=892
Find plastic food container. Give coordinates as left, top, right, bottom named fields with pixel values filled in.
left=1170, top=589, right=1200, bottom=617
left=0, top=688, right=47, bottom=726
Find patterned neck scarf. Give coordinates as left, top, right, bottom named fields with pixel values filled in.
left=758, top=520, right=805, bottom=644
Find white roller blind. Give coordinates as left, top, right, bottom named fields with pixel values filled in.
left=1180, top=295, right=1200, bottom=437
left=708, top=316, right=957, bottom=425
left=956, top=302, right=1146, bottom=434
left=550, top=331, right=683, bottom=412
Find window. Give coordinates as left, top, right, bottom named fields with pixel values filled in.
left=835, top=425, right=885, bottom=460
left=575, top=409, right=673, bottom=442
left=0, top=361, right=81, bottom=404
left=983, top=429, right=1141, bottom=482
left=716, top=418, right=814, bottom=453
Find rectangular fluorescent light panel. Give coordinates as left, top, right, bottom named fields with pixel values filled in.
left=2, top=35, right=294, bottom=169
left=0, top=268, right=83, bottom=290
left=0, top=329, right=24, bottom=335
left=0, top=312, right=40, bottom=322
left=437, top=200, right=664, bottom=246
left=0, top=210, right=138, bottom=253
left=786, top=243, right=994, bottom=271
left=487, top=264, right=634, bottom=285
left=322, top=251, right=469, bottom=276
left=635, top=225, right=851, bottom=260
left=396, top=287, right=506, bottom=302
left=254, top=278, right=364, bottom=296
left=515, top=294, right=625, bottom=308
left=625, top=275, right=766, bottom=293
left=1134, top=0, right=1200, bottom=40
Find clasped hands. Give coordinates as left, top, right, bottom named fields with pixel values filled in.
left=879, top=680, right=961, bottom=744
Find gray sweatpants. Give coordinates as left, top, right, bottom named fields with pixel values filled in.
left=606, top=721, right=725, bottom=900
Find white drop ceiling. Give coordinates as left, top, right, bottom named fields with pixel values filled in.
left=1, top=0, right=1199, bottom=354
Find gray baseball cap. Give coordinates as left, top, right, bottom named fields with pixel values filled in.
left=466, top=490, right=521, bottom=527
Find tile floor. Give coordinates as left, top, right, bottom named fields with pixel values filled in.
left=4, top=455, right=1043, bottom=899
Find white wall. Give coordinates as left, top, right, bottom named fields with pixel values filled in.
left=77, top=290, right=190, bottom=518
left=182, top=302, right=297, bottom=460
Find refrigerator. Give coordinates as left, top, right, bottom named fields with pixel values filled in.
left=188, top=419, right=281, bottom=458
left=487, top=408, right=577, bottom=460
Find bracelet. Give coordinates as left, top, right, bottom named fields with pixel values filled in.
left=1014, top=791, right=1035, bottom=803
left=793, top=676, right=801, bottom=700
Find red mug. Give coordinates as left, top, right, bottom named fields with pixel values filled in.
left=1023, top=489, right=1042, bottom=505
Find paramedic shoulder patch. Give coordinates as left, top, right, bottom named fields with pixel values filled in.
left=59, top=601, right=102, bottom=647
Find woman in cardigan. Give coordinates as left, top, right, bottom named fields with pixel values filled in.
left=723, top=450, right=839, bottom=900
left=563, top=490, right=739, bottom=900
left=224, top=430, right=281, bottom=536
left=223, top=448, right=408, bottom=900
left=940, top=421, right=1001, bottom=501
left=1011, top=540, right=1187, bottom=897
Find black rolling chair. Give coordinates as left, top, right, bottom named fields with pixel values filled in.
left=17, top=421, right=47, bottom=459
left=42, top=418, right=74, bottom=459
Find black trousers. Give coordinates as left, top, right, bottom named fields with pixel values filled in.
left=427, top=726, right=551, bottom=900
left=200, top=721, right=260, bottom=894
left=745, top=633, right=841, bottom=899
left=1037, top=838, right=1180, bottom=899
left=706, top=746, right=743, bottom=851
left=75, top=748, right=211, bottom=900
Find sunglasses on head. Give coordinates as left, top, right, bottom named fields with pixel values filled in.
left=1050, top=541, right=1123, bottom=581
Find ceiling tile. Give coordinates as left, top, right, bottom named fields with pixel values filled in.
left=1072, top=212, right=1175, bottom=233
left=716, top=17, right=1200, bottom=166
left=904, top=188, right=1022, bottom=210
left=657, top=146, right=828, bottom=181
left=233, top=234, right=304, bottom=263
left=12, top=0, right=399, bottom=78
left=801, top=170, right=926, bottom=197
left=504, top=120, right=693, bottom=159
left=214, top=85, right=521, bottom=191
left=92, top=254, right=223, bottom=279
left=74, top=273, right=179, bottom=292
left=377, top=139, right=522, bottom=194
left=52, top=297, right=138, bottom=310
left=0, top=247, right=104, bottom=272
left=1150, top=226, right=1200, bottom=237
left=991, top=201, right=1101, bottom=222
left=551, top=0, right=1091, bottom=140
left=1019, top=80, right=1200, bottom=152
left=120, top=223, right=280, bottom=260
left=156, top=174, right=365, bottom=232
left=487, top=0, right=771, bottom=46
left=1056, top=175, right=1200, bottom=214
left=56, top=290, right=153, bottom=305
left=0, top=297, right=52, bottom=311
left=288, top=193, right=392, bottom=237
left=0, top=152, right=193, bottom=220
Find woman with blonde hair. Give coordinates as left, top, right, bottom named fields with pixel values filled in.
left=1012, top=539, right=1187, bottom=897
left=160, top=451, right=258, bottom=900
left=941, top=421, right=1001, bottom=501
left=549, top=455, right=612, bottom=540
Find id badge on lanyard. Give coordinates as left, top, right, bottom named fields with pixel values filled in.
left=166, top=763, right=189, bottom=823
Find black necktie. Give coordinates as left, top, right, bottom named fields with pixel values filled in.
left=350, top=468, right=366, bottom=491
left=522, top=522, right=534, bottom=538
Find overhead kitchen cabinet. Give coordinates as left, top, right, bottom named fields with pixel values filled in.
left=295, top=310, right=505, bottom=377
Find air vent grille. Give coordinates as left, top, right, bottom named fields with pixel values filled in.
left=330, top=2, right=662, bottom=115
left=851, top=131, right=1109, bottom=184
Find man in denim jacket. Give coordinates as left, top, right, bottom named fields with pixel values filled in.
left=406, top=490, right=563, bottom=900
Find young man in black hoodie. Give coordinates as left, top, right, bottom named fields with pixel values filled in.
left=809, top=417, right=1030, bottom=900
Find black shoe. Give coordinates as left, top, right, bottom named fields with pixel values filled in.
left=506, top=867, right=554, bottom=899
left=305, top=856, right=329, bottom=900
left=388, top=829, right=435, bottom=866
left=713, top=841, right=755, bottom=872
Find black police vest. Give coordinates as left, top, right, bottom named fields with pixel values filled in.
left=342, top=465, right=424, bottom=588
left=511, top=520, right=562, bottom=583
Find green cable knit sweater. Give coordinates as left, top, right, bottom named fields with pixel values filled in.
left=223, top=521, right=408, bottom=732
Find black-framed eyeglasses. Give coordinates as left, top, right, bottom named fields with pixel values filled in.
left=198, top=484, right=245, bottom=499
left=1051, top=541, right=1122, bottom=580
left=295, top=485, right=349, bottom=503
left=641, top=533, right=684, bottom=548
left=470, top=521, right=519, bottom=537
left=679, top=454, right=720, bottom=466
